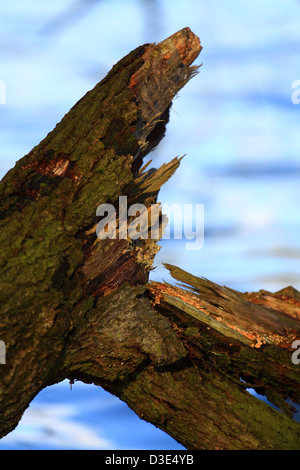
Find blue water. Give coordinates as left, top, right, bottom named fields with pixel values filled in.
left=0, top=380, right=185, bottom=450
left=1, top=0, right=300, bottom=449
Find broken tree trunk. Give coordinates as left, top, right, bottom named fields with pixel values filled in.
left=0, top=28, right=300, bottom=450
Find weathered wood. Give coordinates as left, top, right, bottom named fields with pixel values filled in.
left=0, top=26, right=202, bottom=440
left=149, top=266, right=300, bottom=418
left=1, top=28, right=300, bottom=450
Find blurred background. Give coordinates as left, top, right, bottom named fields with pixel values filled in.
left=0, top=0, right=300, bottom=450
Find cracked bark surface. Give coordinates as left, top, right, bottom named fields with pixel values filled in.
left=0, top=28, right=299, bottom=450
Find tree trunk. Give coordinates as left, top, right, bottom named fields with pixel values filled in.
left=0, top=28, right=299, bottom=450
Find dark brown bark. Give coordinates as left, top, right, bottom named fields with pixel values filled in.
left=0, top=28, right=300, bottom=450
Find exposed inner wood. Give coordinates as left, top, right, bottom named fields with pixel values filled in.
left=0, top=27, right=299, bottom=450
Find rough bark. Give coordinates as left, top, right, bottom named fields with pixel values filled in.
left=0, top=28, right=300, bottom=450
